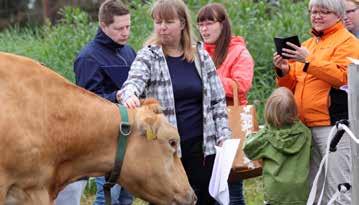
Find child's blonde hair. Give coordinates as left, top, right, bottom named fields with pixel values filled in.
left=265, top=87, right=298, bottom=128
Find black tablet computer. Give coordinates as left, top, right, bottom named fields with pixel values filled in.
left=274, top=35, right=301, bottom=59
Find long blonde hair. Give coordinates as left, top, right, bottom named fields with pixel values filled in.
left=265, top=87, right=298, bottom=128
left=146, top=0, right=196, bottom=62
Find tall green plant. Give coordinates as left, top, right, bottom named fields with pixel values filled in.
left=39, top=7, right=97, bottom=81
left=0, top=7, right=96, bottom=81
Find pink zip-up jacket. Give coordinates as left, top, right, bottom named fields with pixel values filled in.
left=204, top=36, right=254, bottom=105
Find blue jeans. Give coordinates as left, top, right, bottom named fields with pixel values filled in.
left=93, top=176, right=133, bottom=205
left=229, top=179, right=245, bottom=205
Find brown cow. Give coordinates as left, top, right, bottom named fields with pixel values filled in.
left=0, top=52, right=196, bottom=205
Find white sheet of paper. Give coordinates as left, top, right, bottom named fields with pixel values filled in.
left=209, top=139, right=240, bottom=205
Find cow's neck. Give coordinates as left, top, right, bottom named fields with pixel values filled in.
left=48, top=85, right=134, bottom=195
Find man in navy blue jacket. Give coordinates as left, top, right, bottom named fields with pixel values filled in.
left=55, top=1, right=136, bottom=205
left=74, top=1, right=136, bottom=103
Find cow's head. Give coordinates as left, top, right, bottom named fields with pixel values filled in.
left=120, top=98, right=196, bottom=205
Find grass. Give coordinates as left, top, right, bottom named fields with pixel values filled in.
left=244, top=177, right=264, bottom=205
left=79, top=177, right=264, bottom=205
left=80, top=195, right=149, bottom=205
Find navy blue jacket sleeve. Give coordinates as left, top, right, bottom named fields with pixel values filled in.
left=74, top=57, right=117, bottom=102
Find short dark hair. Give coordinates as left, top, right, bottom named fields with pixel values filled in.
left=98, top=0, right=129, bottom=26
left=197, top=3, right=232, bottom=67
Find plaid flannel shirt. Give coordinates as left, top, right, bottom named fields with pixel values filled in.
left=121, top=42, right=231, bottom=156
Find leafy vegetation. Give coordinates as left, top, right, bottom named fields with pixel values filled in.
left=0, top=7, right=96, bottom=81
left=0, top=0, right=311, bottom=204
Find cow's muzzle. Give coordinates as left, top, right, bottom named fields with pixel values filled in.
left=172, top=189, right=197, bottom=205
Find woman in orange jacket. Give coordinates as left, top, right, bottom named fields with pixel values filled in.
left=273, top=0, right=359, bottom=204
left=197, top=3, right=254, bottom=205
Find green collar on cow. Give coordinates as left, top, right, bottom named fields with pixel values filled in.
left=104, top=104, right=131, bottom=205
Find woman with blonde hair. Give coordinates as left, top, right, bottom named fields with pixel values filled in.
left=120, top=0, right=231, bottom=204
left=244, top=87, right=312, bottom=205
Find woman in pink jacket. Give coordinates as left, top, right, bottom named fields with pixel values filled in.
left=197, top=3, right=254, bottom=205
left=197, top=3, right=254, bottom=107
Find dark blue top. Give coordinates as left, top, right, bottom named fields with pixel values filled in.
left=74, top=28, right=136, bottom=102
left=166, top=55, right=203, bottom=141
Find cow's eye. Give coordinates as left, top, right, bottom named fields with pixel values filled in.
left=168, top=139, right=178, bottom=150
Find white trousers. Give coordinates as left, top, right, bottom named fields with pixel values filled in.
left=54, top=180, right=87, bottom=205
left=309, top=126, right=351, bottom=205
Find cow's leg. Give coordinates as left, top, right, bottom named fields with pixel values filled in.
left=4, top=188, right=51, bottom=205
left=0, top=175, right=9, bottom=205
left=4, top=186, right=26, bottom=205
left=0, top=187, right=6, bottom=205
left=37, top=189, right=51, bottom=205
left=28, top=189, right=51, bottom=205
left=0, top=188, right=6, bottom=205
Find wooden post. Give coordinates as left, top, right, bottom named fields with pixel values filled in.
left=42, top=0, right=49, bottom=22
left=349, top=63, right=359, bottom=205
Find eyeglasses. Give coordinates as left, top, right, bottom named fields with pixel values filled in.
left=346, top=7, right=359, bottom=15
left=309, top=9, right=335, bottom=17
left=197, top=20, right=218, bottom=29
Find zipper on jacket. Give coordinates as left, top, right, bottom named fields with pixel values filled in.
left=116, top=51, right=129, bottom=66
left=301, top=73, right=309, bottom=125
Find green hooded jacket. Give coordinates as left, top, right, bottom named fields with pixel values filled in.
left=243, top=120, right=311, bottom=205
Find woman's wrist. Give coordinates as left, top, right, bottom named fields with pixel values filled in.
left=274, top=65, right=290, bottom=77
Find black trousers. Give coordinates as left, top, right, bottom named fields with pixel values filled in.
left=181, top=137, right=216, bottom=205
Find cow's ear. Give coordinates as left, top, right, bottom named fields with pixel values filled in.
left=141, top=98, right=163, bottom=114
left=141, top=98, right=159, bottom=106
left=149, top=103, right=163, bottom=114
left=138, top=115, right=159, bottom=140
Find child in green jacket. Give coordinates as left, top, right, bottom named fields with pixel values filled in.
left=243, top=87, right=311, bottom=205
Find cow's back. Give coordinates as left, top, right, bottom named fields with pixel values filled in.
left=0, top=53, right=60, bottom=205
left=0, top=52, right=100, bottom=188
left=0, top=53, right=51, bottom=172
left=0, top=52, right=116, bottom=186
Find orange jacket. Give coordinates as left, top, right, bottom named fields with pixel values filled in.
left=277, top=22, right=359, bottom=127
left=205, top=36, right=254, bottom=105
